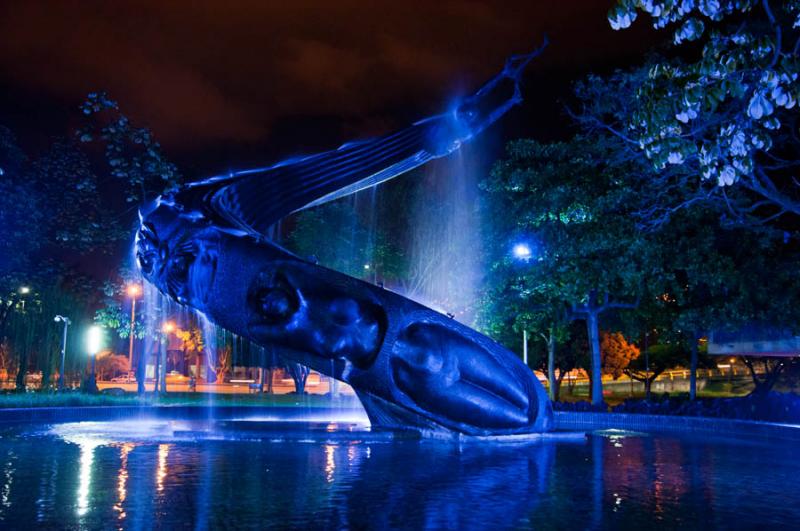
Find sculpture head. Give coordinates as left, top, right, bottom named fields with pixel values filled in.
left=135, top=197, right=220, bottom=309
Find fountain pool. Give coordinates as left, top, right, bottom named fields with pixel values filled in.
left=0, top=416, right=796, bottom=529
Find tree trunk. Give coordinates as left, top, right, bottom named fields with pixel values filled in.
left=258, top=348, right=267, bottom=393
left=547, top=330, right=556, bottom=401
left=159, top=342, right=167, bottom=394
left=287, top=363, right=309, bottom=394
left=153, top=345, right=161, bottom=395
left=41, top=351, right=53, bottom=391
left=195, top=350, right=201, bottom=382
left=554, top=371, right=565, bottom=402
left=137, top=346, right=146, bottom=396
left=644, top=377, right=652, bottom=399
left=689, top=334, right=699, bottom=401
left=587, top=312, right=603, bottom=406
left=15, top=350, right=27, bottom=392
left=744, top=357, right=784, bottom=396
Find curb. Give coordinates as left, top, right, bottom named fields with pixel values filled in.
left=554, top=411, right=800, bottom=442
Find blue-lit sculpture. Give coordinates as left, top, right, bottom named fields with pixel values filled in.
left=136, top=43, right=553, bottom=436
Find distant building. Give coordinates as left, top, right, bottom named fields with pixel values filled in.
left=708, top=323, right=800, bottom=357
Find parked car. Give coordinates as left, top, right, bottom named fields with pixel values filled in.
left=110, top=372, right=136, bottom=384
left=166, top=371, right=188, bottom=384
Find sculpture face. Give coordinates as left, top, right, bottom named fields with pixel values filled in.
left=246, top=263, right=387, bottom=369
left=135, top=203, right=219, bottom=308
left=135, top=44, right=553, bottom=436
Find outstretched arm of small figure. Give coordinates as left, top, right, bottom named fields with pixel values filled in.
left=175, top=39, right=547, bottom=237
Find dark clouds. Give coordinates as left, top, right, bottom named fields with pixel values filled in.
left=0, top=1, right=655, bottom=173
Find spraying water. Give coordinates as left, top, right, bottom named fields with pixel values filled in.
left=400, top=145, right=484, bottom=325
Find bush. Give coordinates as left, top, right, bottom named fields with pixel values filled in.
left=552, top=400, right=609, bottom=413
left=609, top=392, right=800, bottom=424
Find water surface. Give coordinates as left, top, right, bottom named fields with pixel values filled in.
left=0, top=419, right=796, bottom=529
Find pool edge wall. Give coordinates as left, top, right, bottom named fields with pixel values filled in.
left=0, top=405, right=367, bottom=424
left=0, top=406, right=797, bottom=443
left=555, top=411, right=800, bottom=443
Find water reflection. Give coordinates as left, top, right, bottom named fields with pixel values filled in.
left=344, top=441, right=557, bottom=529
left=0, top=423, right=795, bottom=528
left=1, top=449, right=14, bottom=509
left=324, top=444, right=338, bottom=483
left=76, top=439, right=97, bottom=516
left=113, top=442, right=135, bottom=521
left=156, top=444, right=170, bottom=493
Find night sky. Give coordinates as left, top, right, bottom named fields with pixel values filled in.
left=0, top=1, right=658, bottom=178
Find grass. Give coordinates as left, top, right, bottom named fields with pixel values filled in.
left=557, top=376, right=755, bottom=406
left=0, top=391, right=361, bottom=409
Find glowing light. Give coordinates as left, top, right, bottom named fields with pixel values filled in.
left=113, top=443, right=135, bottom=520
left=86, top=326, right=103, bottom=355
left=18, top=286, right=30, bottom=295
left=156, top=444, right=170, bottom=493
left=324, top=444, right=336, bottom=483
left=126, top=284, right=142, bottom=298
left=76, top=439, right=102, bottom=517
left=162, top=321, right=176, bottom=334
left=512, top=243, right=533, bottom=261
left=363, top=264, right=370, bottom=270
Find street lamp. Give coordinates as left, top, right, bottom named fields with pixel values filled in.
left=18, top=286, right=30, bottom=311
left=86, top=325, right=103, bottom=393
left=126, top=284, right=142, bottom=362
left=512, top=243, right=533, bottom=261
left=54, top=315, right=71, bottom=391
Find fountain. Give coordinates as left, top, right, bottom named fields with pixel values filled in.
left=134, top=44, right=552, bottom=437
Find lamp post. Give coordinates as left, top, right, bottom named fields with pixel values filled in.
left=126, top=284, right=142, bottom=362
left=18, top=286, right=30, bottom=311
left=54, top=315, right=71, bottom=391
left=86, top=325, right=103, bottom=394
left=512, top=242, right=535, bottom=376
left=522, top=329, right=528, bottom=365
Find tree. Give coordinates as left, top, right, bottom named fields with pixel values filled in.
left=32, top=139, right=126, bottom=251
left=624, top=343, right=689, bottom=399
left=285, top=363, right=311, bottom=394
left=215, top=343, right=232, bottom=382
left=95, top=353, right=130, bottom=381
left=601, top=331, right=640, bottom=379
left=1, top=126, right=122, bottom=391
left=94, top=275, right=155, bottom=395
left=606, top=0, right=800, bottom=224
left=78, top=92, right=182, bottom=204
left=481, top=137, right=647, bottom=405
left=286, top=199, right=405, bottom=283
left=174, top=323, right=205, bottom=379
left=742, top=356, right=796, bottom=394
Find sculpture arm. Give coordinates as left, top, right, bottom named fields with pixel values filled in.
left=173, top=40, right=547, bottom=237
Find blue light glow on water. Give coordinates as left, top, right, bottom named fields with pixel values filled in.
left=0, top=420, right=796, bottom=528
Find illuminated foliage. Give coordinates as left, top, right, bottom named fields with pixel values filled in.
left=606, top=0, right=800, bottom=220
left=601, top=331, right=641, bottom=379
left=481, top=136, right=647, bottom=405
left=78, top=92, right=182, bottom=203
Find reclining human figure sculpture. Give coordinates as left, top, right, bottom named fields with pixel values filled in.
left=136, top=43, right=553, bottom=436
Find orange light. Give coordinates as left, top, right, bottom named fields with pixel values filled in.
left=162, top=321, right=176, bottom=334
left=729, top=357, right=736, bottom=364
left=126, top=284, right=142, bottom=298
